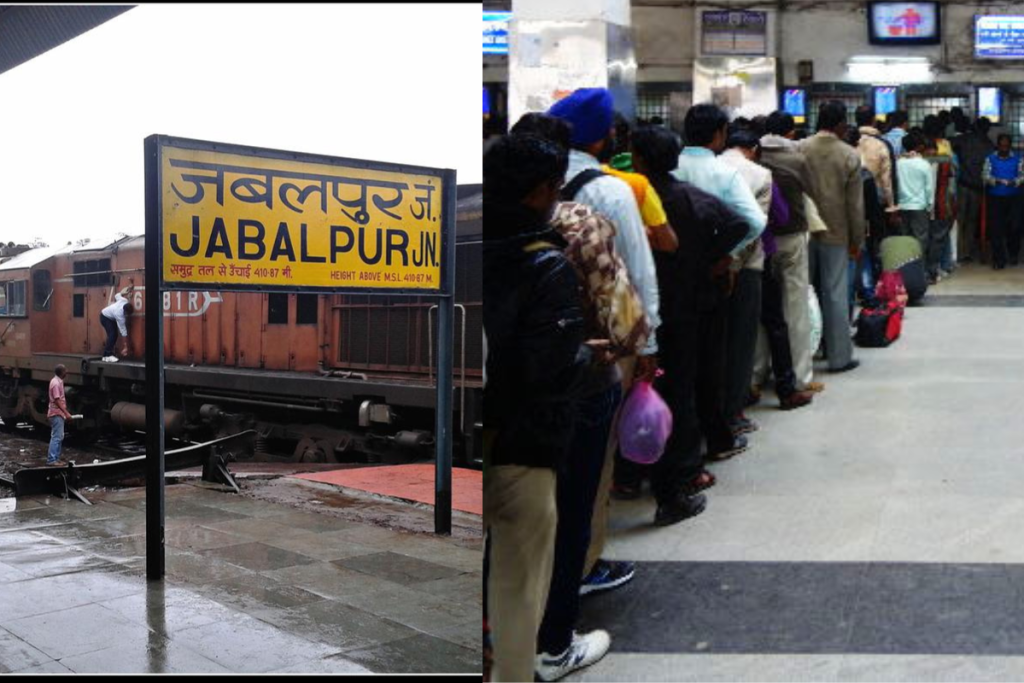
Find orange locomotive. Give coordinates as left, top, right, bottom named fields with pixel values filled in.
left=0, top=186, right=482, bottom=467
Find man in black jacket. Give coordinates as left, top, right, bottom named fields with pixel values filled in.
left=626, top=125, right=749, bottom=526
left=483, top=133, right=587, bottom=682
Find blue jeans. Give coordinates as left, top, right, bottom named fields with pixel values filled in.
left=536, top=383, right=622, bottom=655
left=47, top=415, right=64, bottom=463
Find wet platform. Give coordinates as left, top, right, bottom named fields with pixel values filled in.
left=0, top=481, right=481, bottom=673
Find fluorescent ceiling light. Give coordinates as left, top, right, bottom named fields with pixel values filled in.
left=846, top=56, right=932, bottom=83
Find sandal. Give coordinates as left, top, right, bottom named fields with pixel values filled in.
left=680, top=470, right=716, bottom=497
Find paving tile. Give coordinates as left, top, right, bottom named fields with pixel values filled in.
left=333, top=551, right=465, bottom=585
left=269, top=653, right=372, bottom=673
left=0, top=625, right=53, bottom=673
left=259, top=531, right=382, bottom=562
left=342, top=633, right=479, bottom=673
left=168, top=612, right=342, bottom=673
left=0, top=506, right=73, bottom=532
left=79, top=516, right=148, bottom=539
left=0, top=560, right=31, bottom=583
left=259, top=509, right=360, bottom=534
left=396, top=541, right=483, bottom=573
left=198, top=541, right=318, bottom=572
left=163, top=548, right=257, bottom=585
left=310, top=525, right=429, bottom=553
left=201, top=574, right=326, bottom=616
left=164, top=525, right=252, bottom=552
left=412, top=572, right=483, bottom=609
left=0, top=544, right=121, bottom=579
left=260, top=560, right=404, bottom=599
left=197, top=517, right=323, bottom=542
left=9, top=659, right=73, bottom=673
left=253, top=598, right=418, bottom=653
left=0, top=529, right=68, bottom=557
left=58, top=632, right=231, bottom=673
left=428, top=618, right=480, bottom=651
left=4, top=602, right=150, bottom=660
left=333, top=582, right=477, bottom=636
left=96, top=586, right=243, bottom=637
left=0, top=569, right=147, bottom=622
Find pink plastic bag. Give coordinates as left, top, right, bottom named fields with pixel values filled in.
left=618, top=379, right=673, bottom=464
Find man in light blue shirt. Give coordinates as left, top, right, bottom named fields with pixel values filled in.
left=896, top=130, right=936, bottom=267
left=671, top=103, right=766, bottom=463
left=884, top=110, right=909, bottom=158
left=673, top=106, right=767, bottom=256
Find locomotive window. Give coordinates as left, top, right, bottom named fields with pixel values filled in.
left=268, top=293, right=289, bottom=325
left=33, top=270, right=52, bottom=311
left=72, top=259, right=113, bottom=287
left=73, top=294, right=85, bottom=318
left=1, top=281, right=26, bottom=317
left=296, top=294, right=318, bottom=325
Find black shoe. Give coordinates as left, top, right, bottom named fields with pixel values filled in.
left=654, top=493, right=707, bottom=527
left=705, top=435, right=749, bottom=462
left=579, top=559, right=635, bottom=596
left=829, top=359, right=860, bottom=373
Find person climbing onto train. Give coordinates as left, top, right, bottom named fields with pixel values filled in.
left=47, top=364, right=77, bottom=466
left=100, top=284, right=133, bottom=362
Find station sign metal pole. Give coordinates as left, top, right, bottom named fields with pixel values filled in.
left=434, top=169, right=457, bottom=535
left=144, top=135, right=166, bottom=580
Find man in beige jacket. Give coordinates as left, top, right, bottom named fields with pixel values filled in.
left=802, top=100, right=865, bottom=373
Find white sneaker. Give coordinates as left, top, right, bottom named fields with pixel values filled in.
left=535, top=630, right=611, bottom=682
left=105, top=356, right=119, bottom=363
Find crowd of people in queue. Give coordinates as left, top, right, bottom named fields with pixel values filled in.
left=482, top=90, right=1013, bottom=683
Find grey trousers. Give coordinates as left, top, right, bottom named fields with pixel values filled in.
left=755, top=232, right=813, bottom=389
left=902, top=210, right=931, bottom=268
left=809, top=239, right=854, bottom=370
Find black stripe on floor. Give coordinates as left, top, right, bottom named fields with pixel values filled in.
left=578, top=561, right=1024, bottom=655
left=925, top=295, right=1024, bottom=307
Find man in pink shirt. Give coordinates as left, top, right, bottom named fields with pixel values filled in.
left=47, top=364, right=75, bottom=465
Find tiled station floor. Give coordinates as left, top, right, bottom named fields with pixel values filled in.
left=571, top=264, right=1024, bottom=682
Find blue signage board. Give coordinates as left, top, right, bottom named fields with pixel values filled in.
left=782, top=89, right=807, bottom=124
left=875, top=86, right=898, bottom=117
left=978, top=87, right=1003, bottom=123
left=484, top=11, right=511, bottom=55
left=976, top=15, right=1024, bottom=59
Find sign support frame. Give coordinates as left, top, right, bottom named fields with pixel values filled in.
left=144, top=134, right=166, bottom=580
left=144, top=135, right=458, bottom=579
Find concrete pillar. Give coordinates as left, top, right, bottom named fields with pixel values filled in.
left=508, top=0, right=636, bottom=128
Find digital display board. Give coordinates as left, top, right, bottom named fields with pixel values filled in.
left=874, top=87, right=899, bottom=118
left=483, top=87, right=490, bottom=116
left=978, top=87, right=1003, bottom=123
left=975, top=15, right=1024, bottom=59
left=782, top=88, right=807, bottom=124
left=868, top=3, right=941, bottom=45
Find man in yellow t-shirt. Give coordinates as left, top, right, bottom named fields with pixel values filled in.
left=604, top=153, right=678, bottom=252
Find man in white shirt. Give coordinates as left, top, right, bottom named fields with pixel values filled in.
left=548, top=87, right=661, bottom=597
left=100, top=286, right=133, bottom=362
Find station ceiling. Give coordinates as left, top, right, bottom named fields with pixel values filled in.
left=0, top=5, right=133, bottom=78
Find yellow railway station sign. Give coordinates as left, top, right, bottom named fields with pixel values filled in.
left=154, top=135, right=453, bottom=294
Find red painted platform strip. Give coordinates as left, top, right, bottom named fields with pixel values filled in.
left=291, top=464, right=482, bottom=516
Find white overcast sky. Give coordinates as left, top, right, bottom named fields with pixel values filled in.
left=0, top=3, right=480, bottom=247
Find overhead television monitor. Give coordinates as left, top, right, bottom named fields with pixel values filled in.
left=782, top=88, right=807, bottom=124
left=978, top=86, right=1003, bottom=123
left=975, top=15, right=1024, bottom=59
left=874, top=86, right=899, bottom=120
left=868, top=2, right=941, bottom=46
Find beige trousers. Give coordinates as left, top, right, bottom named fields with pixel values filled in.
left=485, top=465, right=558, bottom=683
left=753, top=232, right=813, bottom=390
left=583, top=355, right=637, bottom=577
